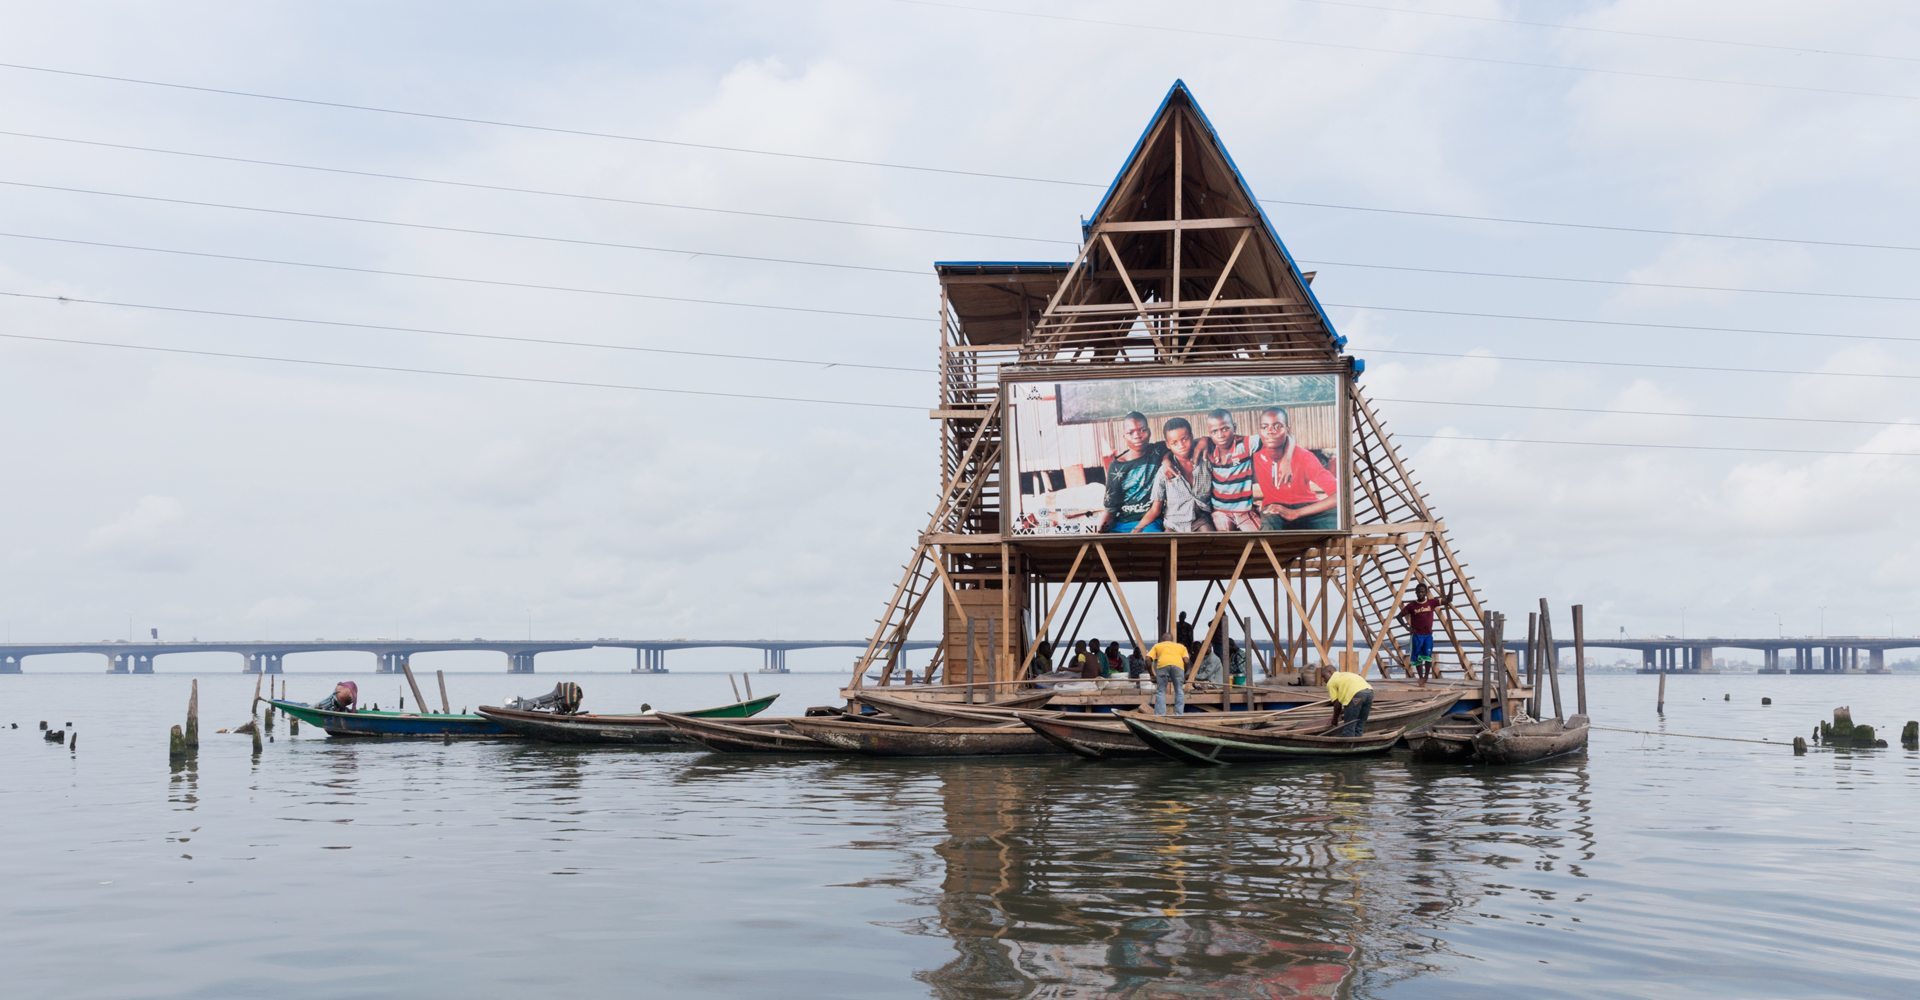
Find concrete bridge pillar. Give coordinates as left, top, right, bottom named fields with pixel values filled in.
left=0, top=654, right=22, bottom=674
left=1870, top=648, right=1885, bottom=672
left=632, top=648, right=668, bottom=673
left=1697, top=646, right=1715, bottom=672
left=263, top=652, right=284, bottom=674
left=133, top=653, right=155, bottom=674
left=508, top=652, right=536, bottom=673
left=106, top=652, right=129, bottom=674
left=1641, top=648, right=1655, bottom=672
left=1763, top=648, right=1780, bottom=672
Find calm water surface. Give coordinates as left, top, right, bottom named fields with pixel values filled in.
left=3, top=671, right=1917, bottom=998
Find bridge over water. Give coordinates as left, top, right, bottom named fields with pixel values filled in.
left=0, top=638, right=938, bottom=675
left=1474, top=636, right=1919, bottom=674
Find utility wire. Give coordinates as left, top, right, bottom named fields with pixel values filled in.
left=1287, top=0, right=1920, bottom=64
left=9, top=180, right=1919, bottom=304
left=1368, top=347, right=1920, bottom=382
left=0, top=180, right=927, bottom=277
left=0, top=231, right=926, bottom=322
left=3, top=80, right=1918, bottom=254
left=0, top=131, right=1072, bottom=246
left=889, top=0, right=1920, bottom=102
left=13, top=232, right=1920, bottom=378
left=0, top=290, right=929, bottom=373
left=0, top=331, right=925, bottom=410
left=7, top=327, right=1919, bottom=457
left=9, top=289, right=1920, bottom=429
left=1321, top=303, right=1920, bottom=346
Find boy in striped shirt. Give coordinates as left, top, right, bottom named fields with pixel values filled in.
left=1202, top=409, right=1261, bottom=532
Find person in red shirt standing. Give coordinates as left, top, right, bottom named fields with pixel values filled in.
left=1251, top=407, right=1339, bottom=531
left=1396, top=583, right=1450, bottom=687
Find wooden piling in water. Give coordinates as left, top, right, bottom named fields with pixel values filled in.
left=1657, top=671, right=1667, bottom=715
left=1479, top=611, right=1495, bottom=724
left=436, top=670, right=451, bottom=715
left=185, top=679, right=200, bottom=749
left=744, top=672, right=753, bottom=701
left=1539, top=598, right=1565, bottom=722
left=399, top=661, right=430, bottom=715
left=1572, top=604, right=1588, bottom=717
left=169, top=724, right=186, bottom=758
left=728, top=674, right=741, bottom=701
left=1524, top=612, right=1539, bottom=717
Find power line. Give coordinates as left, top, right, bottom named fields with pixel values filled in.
left=0, top=231, right=926, bottom=322
left=0, top=130, right=1073, bottom=246
left=1322, top=303, right=1920, bottom=345
left=1367, top=347, right=1920, bottom=383
left=11, top=288, right=1920, bottom=430
left=1286, top=0, right=1920, bottom=64
left=0, top=331, right=925, bottom=410
left=10, top=178, right=1919, bottom=305
left=6, top=328, right=1919, bottom=457
left=4, top=86, right=1917, bottom=254
left=0, top=179, right=928, bottom=277
left=11, top=231, right=1920, bottom=371
left=888, top=0, right=1920, bottom=102
left=0, top=290, right=929, bottom=373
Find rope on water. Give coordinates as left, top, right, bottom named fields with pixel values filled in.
left=1592, top=724, right=1784, bottom=746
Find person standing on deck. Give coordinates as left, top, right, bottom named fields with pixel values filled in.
left=1098, top=412, right=1167, bottom=533
left=1319, top=665, right=1374, bottom=737
left=1253, top=407, right=1340, bottom=531
left=1148, top=631, right=1191, bottom=715
left=1157, top=416, right=1213, bottom=532
left=1201, top=409, right=1260, bottom=531
left=1396, top=583, right=1450, bottom=688
left=1175, top=611, right=1194, bottom=649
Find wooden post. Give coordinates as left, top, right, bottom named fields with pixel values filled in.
left=436, top=670, right=451, bottom=715
left=1479, top=612, right=1494, bottom=724
left=1657, top=670, right=1666, bottom=715
left=984, top=617, right=996, bottom=702
left=1242, top=615, right=1257, bottom=712
left=399, top=660, right=430, bottom=714
left=965, top=616, right=977, bottom=705
left=1572, top=604, right=1589, bottom=717
left=744, top=672, right=754, bottom=700
left=1539, top=597, right=1565, bottom=722
left=1524, top=612, right=1539, bottom=717
left=169, top=724, right=186, bottom=759
left=728, top=674, right=741, bottom=701
left=186, top=678, right=200, bottom=749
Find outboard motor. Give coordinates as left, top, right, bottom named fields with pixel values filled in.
left=505, top=682, right=584, bottom=714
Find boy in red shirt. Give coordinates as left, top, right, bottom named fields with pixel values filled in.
left=1396, top=583, right=1450, bottom=687
left=1251, top=407, right=1339, bottom=531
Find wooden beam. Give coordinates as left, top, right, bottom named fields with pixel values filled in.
left=1360, top=532, right=1430, bottom=675
left=1190, top=541, right=1256, bottom=691
left=1264, top=539, right=1331, bottom=666
left=1094, top=543, right=1147, bottom=652
left=1092, top=216, right=1259, bottom=234
left=1016, top=544, right=1091, bottom=678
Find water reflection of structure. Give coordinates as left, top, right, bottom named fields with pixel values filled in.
left=873, top=758, right=1597, bottom=998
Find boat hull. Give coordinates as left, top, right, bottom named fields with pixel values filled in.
left=271, top=700, right=508, bottom=738
left=1472, top=715, right=1590, bottom=765
left=1122, top=715, right=1403, bottom=765
left=657, top=714, right=843, bottom=754
left=787, top=718, right=1058, bottom=756
left=852, top=690, right=1053, bottom=726
left=476, top=694, right=780, bottom=746
left=1017, top=713, right=1157, bottom=759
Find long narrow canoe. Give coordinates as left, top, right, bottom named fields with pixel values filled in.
left=787, top=717, right=1058, bottom=757
left=476, top=693, right=780, bottom=745
left=1155, top=692, right=1458, bottom=738
left=657, top=713, right=846, bottom=754
left=852, top=690, right=1054, bottom=726
left=271, top=700, right=508, bottom=739
left=1407, top=721, right=1482, bottom=762
left=1122, top=715, right=1403, bottom=765
left=1473, top=714, right=1589, bottom=765
left=1017, top=712, right=1161, bottom=759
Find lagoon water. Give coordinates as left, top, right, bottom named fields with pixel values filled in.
left=3, top=671, right=1917, bottom=998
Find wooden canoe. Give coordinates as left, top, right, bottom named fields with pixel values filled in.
left=851, top=690, right=1053, bottom=726
left=1122, top=714, right=1404, bottom=766
left=1017, top=712, right=1161, bottom=759
left=475, top=693, right=780, bottom=745
left=1473, top=714, right=1590, bottom=765
left=786, top=717, right=1058, bottom=757
left=271, top=699, right=508, bottom=739
left=656, top=713, right=845, bottom=754
left=1140, top=691, right=1458, bottom=739
left=1406, top=721, right=1482, bottom=762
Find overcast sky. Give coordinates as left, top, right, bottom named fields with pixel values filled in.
left=2, top=0, right=1917, bottom=668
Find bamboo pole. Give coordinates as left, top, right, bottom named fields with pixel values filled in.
left=436, top=670, right=451, bottom=715
left=1479, top=612, right=1494, bottom=724
left=1525, top=612, right=1539, bottom=717
left=1539, top=597, right=1565, bottom=722
left=744, top=672, right=754, bottom=700
left=728, top=674, right=741, bottom=701
left=399, top=660, right=430, bottom=715
left=1572, top=604, right=1589, bottom=717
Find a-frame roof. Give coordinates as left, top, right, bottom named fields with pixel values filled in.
left=941, top=81, right=1350, bottom=364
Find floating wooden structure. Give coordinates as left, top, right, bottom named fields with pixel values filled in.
left=845, top=81, right=1514, bottom=711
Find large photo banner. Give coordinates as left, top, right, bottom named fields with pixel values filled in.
left=1007, top=373, right=1346, bottom=537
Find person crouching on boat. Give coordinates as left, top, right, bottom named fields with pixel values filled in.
left=312, top=680, right=358, bottom=712
left=1148, top=631, right=1191, bottom=715
left=1319, top=666, right=1372, bottom=736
